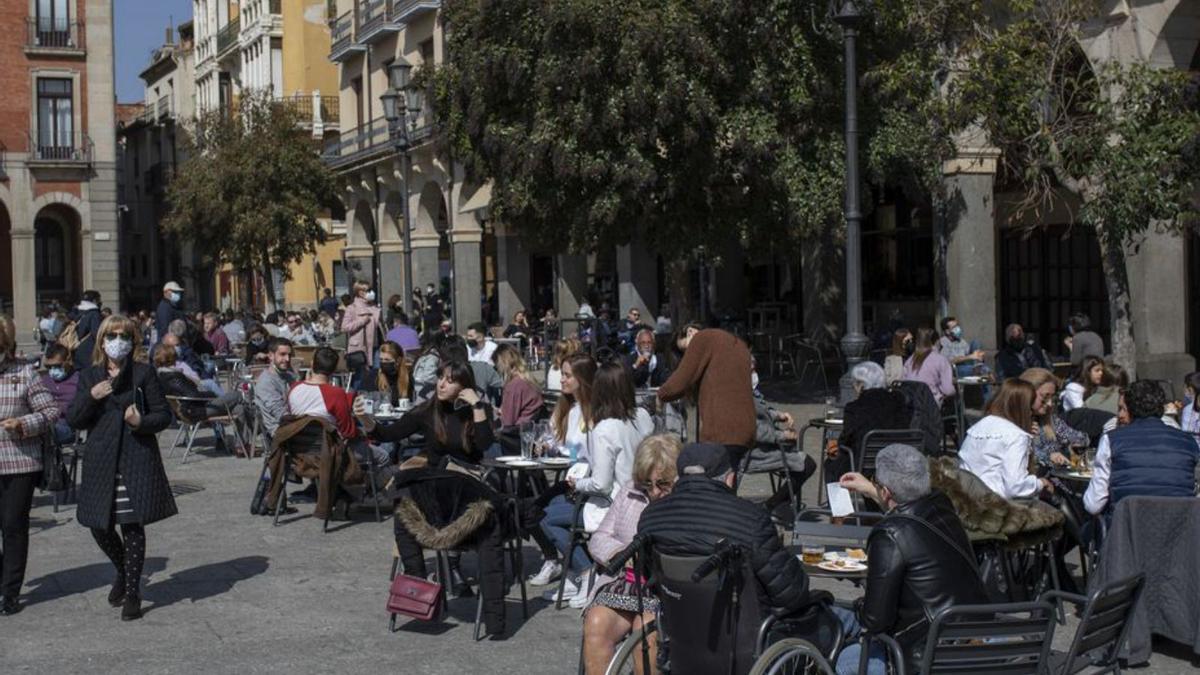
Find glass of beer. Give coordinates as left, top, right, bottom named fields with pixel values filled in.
left=801, top=544, right=825, bottom=565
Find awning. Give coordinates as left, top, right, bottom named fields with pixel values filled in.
left=459, top=182, right=493, bottom=214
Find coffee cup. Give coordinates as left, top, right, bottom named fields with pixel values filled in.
left=398, top=398, right=411, bottom=411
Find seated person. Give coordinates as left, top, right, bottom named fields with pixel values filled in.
left=502, top=310, right=533, bottom=351
left=829, top=361, right=910, bottom=481
left=936, top=316, right=985, bottom=377
left=836, top=445, right=989, bottom=674
left=444, top=337, right=503, bottom=407
left=492, top=343, right=543, bottom=429
left=281, top=313, right=317, bottom=346
left=356, top=359, right=495, bottom=468
left=202, top=312, right=231, bottom=355
left=995, top=323, right=1050, bottom=380
left=624, top=328, right=670, bottom=389
left=1020, top=368, right=1088, bottom=467
left=289, top=347, right=391, bottom=483
left=465, top=322, right=499, bottom=363
left=1084, top=380, right=1200, bottom=518
left=903, top=327, right=956, bottom=406
left=244, top=324, right=271, bottom=364
left=39, top=344, right=79, bottom=444
left=154, top=343, right=245, bottom=455
left=637, top=443, right=821, bottom=627
left=253, top=337, right=295, bottom=441
left=377, top=341, right=412, bottom=408
left=385, top=312, right=421, bottom=353
left=162, top=332, right=224, bottom=397
left=582, top=434, right=681, bottom=675
left=957, top=379, right=1052, bottom=500
left=746, top=368, right=815, bottom=514
left=1181, top=371, right=1200, bottom=438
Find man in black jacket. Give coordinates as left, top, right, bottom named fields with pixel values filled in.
left=625, top=328, right=670, bottom=388
left=637, top=443, right=814, bottom=617
left=995, top=323, right=1051, bottom=380
left=835, top=444, right=988, bottom=673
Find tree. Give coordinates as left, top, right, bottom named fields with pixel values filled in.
left=163, top=91, right=339, bottom=312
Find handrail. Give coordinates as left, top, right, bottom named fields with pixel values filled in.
left=25, top=18, right=85, bottom=51
left=26, top=131, right=93, bottom=164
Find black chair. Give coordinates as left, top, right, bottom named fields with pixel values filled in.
left=1041, top=574, right=1145, bottom=675
left=1061, top=408, right=1116, bottom=448
left=554, top=492, right=594, bottom=610
left=917, top=601, right=1057, bottom=674
left=854, top=429, right=927, bottom=477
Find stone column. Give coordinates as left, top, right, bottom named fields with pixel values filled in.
left=556, top=253, right=588, bottom=318
left=450, top=229, right=483, bottom=329
left=1126, top=229, right=1195, bottom=379
left=343, top=244, right=375, bottom=286
left=616, top=244, right=658, bottom=318
left=410, top=231, right=441, bottom=296
left=940, top=148, right=1000, bottom=350
left=11, top=228, right=37, bottom=355
left=496, top=227, right=532, bottom=323
left=377, top=241, right=407, bottom=310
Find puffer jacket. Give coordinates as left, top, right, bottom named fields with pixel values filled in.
left=637, top=475, right=812, bottom=615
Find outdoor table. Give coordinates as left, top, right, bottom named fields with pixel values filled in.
left=480, top=457, right=569, bottom=497
left=792, top=520, right=872, bottom=549
left=1048, top=466, right=1093, bottom=488
left=786, top=543, right=869, bottom=581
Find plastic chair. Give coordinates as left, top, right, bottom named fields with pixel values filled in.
left=1041, top=574, right=1145, bottom=674
left=917, top=601, right=1057, bottom=674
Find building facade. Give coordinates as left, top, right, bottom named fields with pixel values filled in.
left=193, top=0, right=345, bottom=312
left=0, top=0, right=119, bottom=349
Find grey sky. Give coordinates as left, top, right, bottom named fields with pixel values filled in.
left=114, top=0, right=194, bottom=103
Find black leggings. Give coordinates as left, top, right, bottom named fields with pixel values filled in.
left=90, top=523, right=147, bottom=596
left=0, top=472, right=39, bottom=599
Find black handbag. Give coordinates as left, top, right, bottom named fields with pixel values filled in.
left=39, top=435, right=69, bottom=493
left=345, top=350, right=368, bottom=373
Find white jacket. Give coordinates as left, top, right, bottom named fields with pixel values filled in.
left=1060, top=382, right=1085, bottom=411
left=958, top=415, right=1040, bottom=500
left=576, top=408, right=653, bottom=530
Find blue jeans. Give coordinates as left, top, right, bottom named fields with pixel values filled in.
left=199, top=379, right=225, bottom=396
left=832, top=606, right=888, bottom=675
left=539, top=495, right=590, bottom=573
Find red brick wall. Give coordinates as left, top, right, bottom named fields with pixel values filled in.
left=33, top=181, right=82, bottom=200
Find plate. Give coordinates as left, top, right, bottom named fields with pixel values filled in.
left=496, top=456, right=527, bottom=464
left=540, top=457, right=570, bottom=466
left=816, top=560, right=867, bottom=572
left=374, top=412, right=401, bottom=420
left=824, top=419, right=844, bottom=425
left=1065, top=471, right=1093, bottom=479
left=507, top=460, right=539, bottom=468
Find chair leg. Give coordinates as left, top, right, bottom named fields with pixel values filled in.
left=273, top=464, right=288, bottom=527
left=473, top=588, right=485, bottom=641
left=556, top=538, right=579, bottom=610
left=168, top=424, right=186, bottom=458
left=180, top=424, right=198, bottom=464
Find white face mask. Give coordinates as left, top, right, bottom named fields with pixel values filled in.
left=169, top=291, right=182, bottom=305
left=365, top=290, right=376, bottom=302
left=751, top=371, right=760, bottom=391
left=104, top=336, right=134, bottom=361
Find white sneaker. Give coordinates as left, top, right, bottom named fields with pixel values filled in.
left=568, top=578, right=593, bottom=609
left=528, top=559, right=563, bottom=586
left=544, top=575, right=579, bottom=601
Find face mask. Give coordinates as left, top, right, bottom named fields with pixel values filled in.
left=169, top=292, right=182, bottom=305
left=903, top=341, right=915, bottom=357
left=365, top=291, right=376, bottom=302
left=251, top=337, right=265, bottom=346
left=381, top=362, right=398, bottom=376
left=104, top=336, right=133, bottom=361
left=49, top=367, right=68, bottom=381
left=1007, top=336, right=1026, bottom=350
left=950, top=326, right=963, bottom=339
left=750, top=371, right=760, bottom=391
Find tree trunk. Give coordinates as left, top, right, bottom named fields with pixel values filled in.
left=665, top=257, right=695, bottom=328
left=261, top=262, right=279, bottom=315
left=1096, top=234, right=1137, bottom=380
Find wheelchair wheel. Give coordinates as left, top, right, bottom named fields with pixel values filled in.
left=747, top=638, right=835, bottom=675
left=604, top=620, right=658, bottom=675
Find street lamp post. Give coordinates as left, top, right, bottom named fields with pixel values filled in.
left=381, top=59, right=417, bottom=305
left=834, top=0, right=872, bottom=404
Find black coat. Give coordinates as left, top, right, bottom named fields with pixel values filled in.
left=156, top=367, right=216, bottom=419
left=67, top=361, right=177, bottom=529
left=72, top=308, right=102, bottom=371
left=838, top=388, right=911, bottom=455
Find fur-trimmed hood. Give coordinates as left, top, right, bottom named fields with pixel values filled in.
left=395, top=498, right=493, bottom=550
left=392, top=467, right=502, bottom=550
left=929, top=457, right=1064, bottom=549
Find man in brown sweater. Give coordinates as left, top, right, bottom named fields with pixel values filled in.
left=657, top=325, right=756, bottom=472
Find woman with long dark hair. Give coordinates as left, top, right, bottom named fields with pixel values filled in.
left=68, top=315, right=175, bottom=621
left=957, top=379, right=1051, bottom=500
left=1061, top=355, right=1106, bottom=412
left=376, top=341, right=412, bottom=408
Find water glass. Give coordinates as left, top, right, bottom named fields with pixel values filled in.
left=801, top=544, right=826, bottom=565
left=824, top=397, right=839, bottom=421
left=520, top=422, right=536, bottom=460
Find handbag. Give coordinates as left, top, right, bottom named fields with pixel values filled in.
left=39, top=435, right=68, bottom=493
left=386, top=573, right=444, bottom=622
left=345, top=350, right=368, bottom=373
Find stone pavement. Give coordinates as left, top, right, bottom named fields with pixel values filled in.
left=2, top=400, right=1195, bottom=673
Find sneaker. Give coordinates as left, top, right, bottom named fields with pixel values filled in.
left=568, top=578, right=593, bottom=609
left=527, top=559, right=562, bottom=586
left=544, top=575, right=579, bottom=601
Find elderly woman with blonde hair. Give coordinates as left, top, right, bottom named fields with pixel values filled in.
left=581, top=434, right=682, bottom=674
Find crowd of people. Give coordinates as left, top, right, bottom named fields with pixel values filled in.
left=3, top=283, right=1199, bottom=673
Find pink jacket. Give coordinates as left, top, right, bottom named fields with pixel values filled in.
left=585, top=486, right=650, bottom=610
left=341, top=297, right=381, bottom=357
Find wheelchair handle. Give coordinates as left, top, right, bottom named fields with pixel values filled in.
left=601, top=533, right=648, bottom=577
left=691, top=539, right=744, bottom=583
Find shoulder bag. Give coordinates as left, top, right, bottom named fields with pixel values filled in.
left=386, top=573, right=444, bottom=622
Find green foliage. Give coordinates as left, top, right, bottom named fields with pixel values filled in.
left=163, top=91, right=339, bottom=303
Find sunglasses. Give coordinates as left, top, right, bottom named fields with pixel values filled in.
left=639, top=479, right=674, bottom=493
left=107, top=332, right=132, bottom=340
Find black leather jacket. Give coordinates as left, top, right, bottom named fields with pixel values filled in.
left=859, top=490, right=988, bottom=646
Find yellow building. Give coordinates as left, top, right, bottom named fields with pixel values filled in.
left=194, top=0, right=346, bottom=311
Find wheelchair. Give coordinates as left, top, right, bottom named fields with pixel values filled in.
left=599, top=536, right=841, bottom=675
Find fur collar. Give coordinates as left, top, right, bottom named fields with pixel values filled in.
left=929, top=457, right=1063, bottom=548
left=395, top=497, right=493, bottom=550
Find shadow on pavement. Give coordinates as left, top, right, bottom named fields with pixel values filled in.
left=23, top=558, right=170, bottom=605
left=143, top=555, right=270, bottom=613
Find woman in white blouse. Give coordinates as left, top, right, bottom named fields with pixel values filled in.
left=958, top=379, right=1052, bottom=500
left=1060, top=356, right=1105, bottom=412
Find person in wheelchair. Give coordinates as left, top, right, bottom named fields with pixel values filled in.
left=637, top=444, right=832, bottom=648
left=835, top=444, right=988, bottom=674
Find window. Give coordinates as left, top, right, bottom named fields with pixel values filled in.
left=35, top=0, right=70, bottom=46
left=34, top=218, right=65, bottom=291
left=37, top=78, right=74, bottom=158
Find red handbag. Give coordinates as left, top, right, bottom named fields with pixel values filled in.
left=386, top=574, right=444, bottom=622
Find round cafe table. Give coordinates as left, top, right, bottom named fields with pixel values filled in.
left=1048, top=466, right=1093, bottom=488
left=480, top=457, right=569, bottom=497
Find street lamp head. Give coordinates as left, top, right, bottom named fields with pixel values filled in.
left=386, top=59, right=413, bottom=91
left=831, top=0, right=866, bottom=27
left=380, top=88, right=401, bottom=123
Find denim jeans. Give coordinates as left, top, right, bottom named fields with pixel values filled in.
left=199, top=378, right=225, bottom=396
left=831, top=605, right=888, bottom=675
left=539, top=494, right=590, bottom=573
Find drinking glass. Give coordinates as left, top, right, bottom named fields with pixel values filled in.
left=1084, top=449, right=1097, bottom=472
left=520, top=422, right=536, bottom=460
left=800, top=544, right=826, bottom=565
left=824, top=397, right=839, bottom=421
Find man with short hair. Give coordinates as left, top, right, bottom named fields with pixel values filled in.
left=837, top=445, right=988, bottom=674
left=155, top=281, right=186, bottom=345
left=281, top=313, right=316, bottom=346
left=202, top=312, right=231, bottom=355
left=319, top=287, right=339, bottom=319
left=936, top=316, right=985, bottom=375
left=625, top=328, right=669, bottom=388
left=162, top=333, right=223, bottom=396
left=385, top=312, right=421, bottom=352
left=995, top=323, right=1050, bottom=380
left=1084, top=380, right=1200, bottom=517
left=39, top=344, right=78, bottom=444
left=1065, top=312, right=1105, bottom=366
left=254, top=337, right=295, bottom=439
left=465, top=321, right=498, bottom=363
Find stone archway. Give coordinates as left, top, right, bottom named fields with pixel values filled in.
left=32, top=203, right=82, bottom=307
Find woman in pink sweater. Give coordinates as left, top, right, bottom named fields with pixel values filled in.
left=493, top=344, right=544, bottom=428
left=581, top=434, right=681, bottom=675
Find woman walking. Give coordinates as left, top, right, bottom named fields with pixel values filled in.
left=68, top=315, right=175, bottom=621
left=0, top=315, right=59, bottom=615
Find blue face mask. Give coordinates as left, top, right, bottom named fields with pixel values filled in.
left=49, top=366, right=68, bottom=382
left=950, top=326, right=963, bottom=339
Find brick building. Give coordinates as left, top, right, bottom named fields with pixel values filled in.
left=0, top=0, right=119, bottom=349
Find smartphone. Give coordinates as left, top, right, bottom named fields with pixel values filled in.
left=135, top=387, right=147, bottom=417
left=360, top=397, right=375, bottom=415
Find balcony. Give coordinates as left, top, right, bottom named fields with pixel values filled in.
left=388, top=0, right=441, bottom=23
left=329, top=11, right=365, bottom=62
left=216, top=17, right=240, bottom=58
left=27, top=131, right=93, bottom=167
left=322, top=118, right=392, bottom=169
left=278, top=93, right=341, bottom=134
left=357, top=0, right=398, bottom=43
left=24, top=18, right=85, bottom=56
left=157, top=97, right=173, bottom=121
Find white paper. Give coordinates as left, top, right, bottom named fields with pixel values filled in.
left=827, top=483, right=854, bottom=517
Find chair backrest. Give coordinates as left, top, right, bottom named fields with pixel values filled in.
left=919, top=601, right=1056, bottom=674
left=857, top=429, right=926, bottom=476
left=278, top=418, right=328, bottom=456
left=1058, top=574, right=1145, bottom=672
left=653, top=547, right=763, bottom=675
left=164, top=395, right=205, bottom=425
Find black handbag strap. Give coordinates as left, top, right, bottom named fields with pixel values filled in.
left=888, top=512, right=979, bottom=574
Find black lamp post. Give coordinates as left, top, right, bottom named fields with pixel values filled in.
left=833, top=0, right=871, bottom=404
left=382, top=59, right=416, bottom=305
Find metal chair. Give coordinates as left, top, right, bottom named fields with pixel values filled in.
left=165, top=395, right=246, bottom=464
left=853, top=429, right=927, bottom=477
left=554, top=492, right=594, bottom=610
left=1041, top=574, right=1146, bottom=675
left=917, top=601, right=1057, bottom=674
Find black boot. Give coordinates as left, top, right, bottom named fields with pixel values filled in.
left=107, top=575, right=126, bottom=607
left=121, top=593, right=142, bottom=621
left=0, top=597, right=22, bottom=616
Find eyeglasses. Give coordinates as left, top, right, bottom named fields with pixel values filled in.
left=107, top=332, right=131, bottom=340
left=639, top=479, right=674, bottom=493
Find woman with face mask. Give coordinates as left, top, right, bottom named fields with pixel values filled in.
left=39, top=344, right=79, bottom=445
left=67, top=315, right=176, bottom=621
left=375, top=341, right=412, bottom=408
left=341, top=280, right=382, bottom=390
left=244, top=326, right=271, bottom=364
